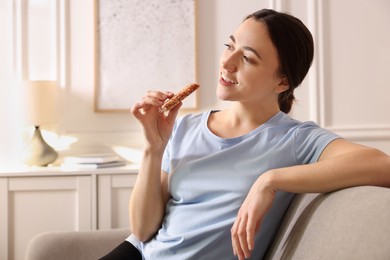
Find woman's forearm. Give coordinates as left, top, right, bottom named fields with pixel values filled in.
left=264, top=147, right=390, bottom=194
left=232, top=140, right=390, bottom=259
left=129, top=148, right=168, bottom=242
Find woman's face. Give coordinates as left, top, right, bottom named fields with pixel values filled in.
left=217, top=18, right=288, bottom=108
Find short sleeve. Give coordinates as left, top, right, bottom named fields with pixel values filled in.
left=294, top=122, right=340, bottom=164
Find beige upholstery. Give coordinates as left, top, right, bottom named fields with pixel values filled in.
left=25, top=186, right=390, bottom=260
left=25, top=228, right=130, bottom=260
left=265, top=186, right=390, bottom=259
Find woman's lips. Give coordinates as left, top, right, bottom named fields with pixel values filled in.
left=220, top=74, right=238, bottom=86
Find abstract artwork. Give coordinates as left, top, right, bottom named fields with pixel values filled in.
left=95, top=0, right=197, bottom=112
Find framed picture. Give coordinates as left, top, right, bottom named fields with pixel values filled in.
left=94, top=0, right=198, bottom=112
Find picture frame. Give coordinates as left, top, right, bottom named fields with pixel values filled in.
left=94, top=0, right=198, bottom=112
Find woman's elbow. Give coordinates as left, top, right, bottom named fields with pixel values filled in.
left=381, top=153, right=390, bottom=187
left=131, top=226, right=156, bottom=243
left=370, top=149, right=390, bottom=187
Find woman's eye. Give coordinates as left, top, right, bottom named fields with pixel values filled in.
left=224, top=43, right=233, bottom=50
left=243, top=55, right=254, bottom=64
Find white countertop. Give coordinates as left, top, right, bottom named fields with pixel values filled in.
left=0, top=163, right=140, bottom=177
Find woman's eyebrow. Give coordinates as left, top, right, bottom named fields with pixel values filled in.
left=229, top=35, right=262, bottom=59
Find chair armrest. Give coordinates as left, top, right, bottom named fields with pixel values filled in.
left=25, top=228, right=131, bottom=260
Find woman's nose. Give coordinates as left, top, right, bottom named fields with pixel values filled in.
left=221, top=53, right=238, bottom=72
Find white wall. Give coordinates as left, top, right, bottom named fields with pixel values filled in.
left=1, top=0, right=389, bottom=167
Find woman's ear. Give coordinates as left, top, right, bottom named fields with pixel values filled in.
left=276, top=77, right=289, bottom=93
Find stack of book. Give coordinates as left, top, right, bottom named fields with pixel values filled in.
left=61, top=153, right=126, bottom=170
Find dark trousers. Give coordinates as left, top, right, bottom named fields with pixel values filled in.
left=99, top=241, right=142, bottom=260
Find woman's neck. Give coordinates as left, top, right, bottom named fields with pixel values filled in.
left=208, top=105, right=280, bottom=138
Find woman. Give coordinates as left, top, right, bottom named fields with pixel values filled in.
left=101, top=9, right=390, bottom=260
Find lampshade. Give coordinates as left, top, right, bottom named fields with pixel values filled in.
left=21, top=80, right=59, bottom=166
left=23, top=80, right=58, bottom=126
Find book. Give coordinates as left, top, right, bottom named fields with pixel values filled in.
left=61, top=160, right=127, bottom=170
left=62, top=153, right=121, bottom=164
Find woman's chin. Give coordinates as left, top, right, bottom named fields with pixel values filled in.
left=216, top=92, right=229, bottom=101
left=216, top=87, right=231, bottom=101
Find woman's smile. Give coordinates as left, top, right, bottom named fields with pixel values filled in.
left=220, top=73, right=239, bottom=86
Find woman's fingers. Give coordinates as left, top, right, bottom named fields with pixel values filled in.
left=232, top=213, right=252, bottom=260
left=233, top=215, right=261, bottom=257
left=165, top=102, right=182, bottom=124
left=131, top=91, right=173, bottom=117
left=130, top=102, right=145, bottom=117
left=142, top=91, right=173, bottom=106
left=132, top=91, right=175, bottom=113
left=246, top=214, right=258, bottom=251
left=231, top=218, right=245, bottom=259
left=231, top=180, right=276, bottom=259
left=130, top=91, right=181, bottom=144
left=239, top=216, right=251, bottom=259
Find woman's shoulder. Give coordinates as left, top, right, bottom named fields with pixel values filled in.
left=277, top=113, right=340, bottom=144
left=273, top=112, right=321, bottom=129
left=269, top=113, right=338, bottom=140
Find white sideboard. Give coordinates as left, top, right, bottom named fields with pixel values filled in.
left=0, top=165, right=139, bottom=260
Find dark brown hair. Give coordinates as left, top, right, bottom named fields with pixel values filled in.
left=245, top=9, right=314, bottom=113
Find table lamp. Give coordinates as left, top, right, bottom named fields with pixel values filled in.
left=22, top=80, right=59, bottom=166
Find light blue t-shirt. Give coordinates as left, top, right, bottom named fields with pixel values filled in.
left=127, top=110, right=340, bottom=259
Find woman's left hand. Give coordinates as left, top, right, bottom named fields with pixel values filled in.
left=231, top=174, right=276, bottom=259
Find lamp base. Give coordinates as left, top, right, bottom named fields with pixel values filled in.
left=22, top=126, right=58, bottom=166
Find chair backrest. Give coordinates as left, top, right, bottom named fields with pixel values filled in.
left=265, top=186, right=390, bottom=260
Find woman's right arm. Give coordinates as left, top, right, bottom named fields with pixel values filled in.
left=129, top=150, right=170, bottom=242
left=128, top=90, right=181, bottom=242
